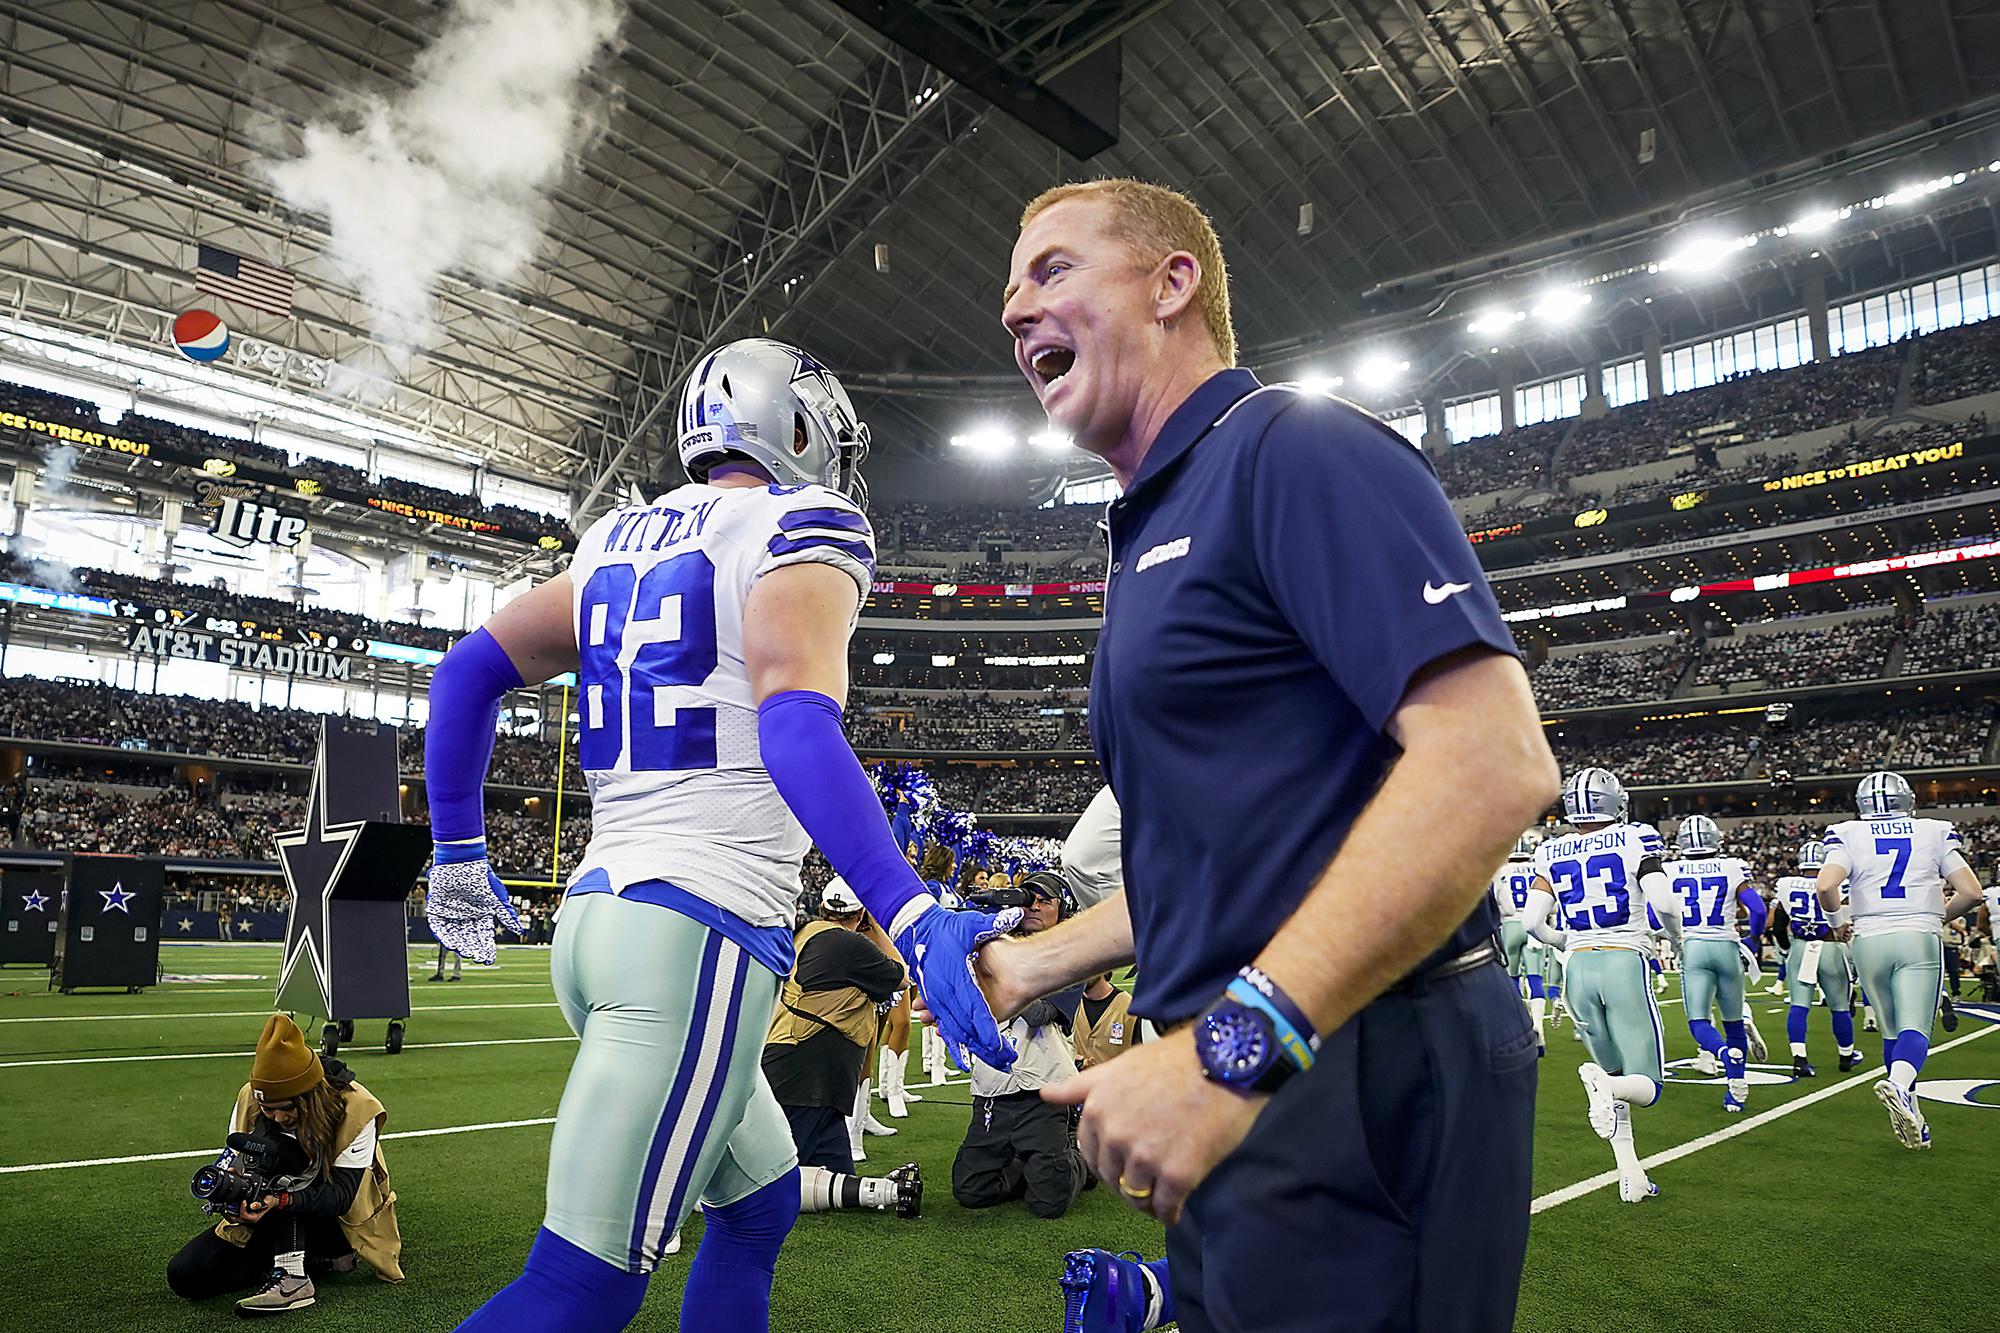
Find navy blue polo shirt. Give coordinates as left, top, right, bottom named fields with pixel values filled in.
left=1092, top=369, right=1518, bottom=1021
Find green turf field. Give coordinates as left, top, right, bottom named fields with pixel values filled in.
left=2, top=943, right=1995, bottom=1331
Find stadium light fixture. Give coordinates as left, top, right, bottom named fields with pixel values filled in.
left=950, top=426, right=1016, bottom=454
left=1297, top=374, right=1344, bottom=395
left=1790, top=208, right=1842, bottom=235
left=1355, top=355, right=1409, bottom=389
left=1531, top=289, right=1591, bottom=325
left=1029, top=430, right=1073, bottom=451
left=871, top=651, right=896, bottom=665
left=1660, top=232, right=1744, bottom=274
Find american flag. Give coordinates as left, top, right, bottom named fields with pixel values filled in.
left=194, top=243, right=295, bottom=318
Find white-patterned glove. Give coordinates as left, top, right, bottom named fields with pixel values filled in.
left=426, top=840, right=522, bottom=966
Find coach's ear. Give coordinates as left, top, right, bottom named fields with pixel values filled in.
left=1152, top=250, right=1201, bottom=327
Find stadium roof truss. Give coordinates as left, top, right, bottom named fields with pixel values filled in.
left=1, top=0, right=1997, bottom=520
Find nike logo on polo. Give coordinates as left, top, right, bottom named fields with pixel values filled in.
left=1423, top=580, right=1472, bottom=604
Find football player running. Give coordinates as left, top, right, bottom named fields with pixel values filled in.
left=422, top=338, right=1021, bottom=1330
left=1525, top=768, right=1681, bottom=1202
left=1492, top=830, right=1548, bottom=1048
left=1665, top=815, right=1766, bottom=1112
left=1774, top=839, right=1862, bottom=1078
left=1815, top=771, right=1987, bottom=1149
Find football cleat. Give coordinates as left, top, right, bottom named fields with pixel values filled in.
left=1863, top=1014, right=1879, bottom=1033
left=1874, top=1080, right=1931, bottom=1150
left=1693, top=1049, right=1722, bottom=1077
left=1792, top=1055, right=1817, bottom=1079
left=1940, top=993, right=1958, bottom=1032
left=888, top=1161, right=924, bottom=1219
left=1839, top=1050, right=1866, bottom=1072
left=1578, top=1063, right=1618, bottom=1140
left=1722, top=1089, right=1747, bottom=1114
left=1744, top=1016, right=1768, bottom=1063
left=1617, top=1173, right=1660, bottom=1205
left=1060, top=1249, right=1154, bottom=1333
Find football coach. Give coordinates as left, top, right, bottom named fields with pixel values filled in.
left=984, top=179, right=1560, bottom=1332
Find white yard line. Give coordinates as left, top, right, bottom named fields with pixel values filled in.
left=1532, top=1021, right=2000, bottom=1212
left=0, top=1035, right=581, bottom=1070
left=0, top=1001, right=561, bottom=1024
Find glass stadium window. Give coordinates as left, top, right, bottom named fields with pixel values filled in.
left=1603, top=357, right=1648, bottom=408
left=375, top=446, right=476, bottom=494
left=1380, top=407, right=1425, bottom=446
left=1514, top=374, right=1582, bottom=428
left=1053, top=476, right=1119, bottom=507
left=1443, top=393, right=1501, bottom=442
left=482, top=471, right=570, bottom=520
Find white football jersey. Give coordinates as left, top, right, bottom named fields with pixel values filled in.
left=1665, top=855, right=1753, bottom=943
left=1821, top=816, right=1961, bottom=938
left=566, top=481, right=875, bottom=926
left=1491, top=861, right=1536, bottom=922
left=1532, top=822, right=1666, bottom=952
left=1775, top=873, right=1834, bottom=939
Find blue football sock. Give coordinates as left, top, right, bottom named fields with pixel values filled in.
left=1891, top=1030, right=1930, bottom=1081
left=1723, top=1020, right=1748, bottom=1054
left=456, top=1227, right=647, bottom=1332
left=1882, top=1036, right=1898, bottom=1071
left=1524, top=974, right=1545, bottom=999
left=1777, top=960, right=1787, bottom=981
left=1832, top=1011, right=1855, bottom=1049
left=1547, top=983, right=1561, bottom=1001
left=681, top=1170, right=800, bottom=1332
left=1786, top=1006, right=1808, bottom=1046
left=1142, top=1257, right=1174, bottom=1327
left=1688, top=1019, right=1725, bottom=1055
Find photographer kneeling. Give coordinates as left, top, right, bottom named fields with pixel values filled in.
left=951, top=872, right=1086, bottom=1220
left=168, top=1015, right=402, bottom=1316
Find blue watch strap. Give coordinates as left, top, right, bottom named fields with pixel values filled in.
left=1226, top=966, right=1320, bottom=1073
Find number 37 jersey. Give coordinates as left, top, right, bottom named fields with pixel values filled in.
left=567, top=481, right=876, bottom=927
left=1821, top=816, right=1961, bottom=938
left=1532, top=822, right=1666, bottom=953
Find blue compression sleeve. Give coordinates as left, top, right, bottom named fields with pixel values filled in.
left=759, top=689, right=931, bottom=933
left=424, top=627, right=525, bottom=843
left=1738, top=887, right=1768, bottom=941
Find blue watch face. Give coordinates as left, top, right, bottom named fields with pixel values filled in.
left=1201, top=1006, right=1276, bottom=1084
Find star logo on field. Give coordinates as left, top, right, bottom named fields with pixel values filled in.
left=21, top=890, right=47, bottom=912
left=100, top=883, right=134, bottom=914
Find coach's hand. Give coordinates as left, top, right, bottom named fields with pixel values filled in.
left=1043, top=1027, right=1264, bottom=1226
left=427, top=839, right=523, bottom=965
left=897, top=902, right=1023, bottom=1072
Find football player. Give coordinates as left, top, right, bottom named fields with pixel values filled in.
left=1665, top=815, right=1766, bottom=1112
left=1773, top=839, right=1862, bottom=1078
left=1525, top=768, right=1681, bottom=1203
left=422, top=338, right=1022, bottom=1330
left=1492, top=830, right=1547, bottom=1047
left=1815, top=771, right=1988, bottom=1149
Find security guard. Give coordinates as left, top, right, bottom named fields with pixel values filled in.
left=991, top=179, right=1559, bottom=1332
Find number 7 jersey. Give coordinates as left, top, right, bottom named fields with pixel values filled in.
left=1821, top=815, right=1961, bottom=938
left=567, top=481, right=876, bottom=927
left=1532, top=822, right=1667, bottom=952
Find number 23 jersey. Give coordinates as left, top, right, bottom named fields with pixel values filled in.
left=1531, top=822, right=1666, bottom=952
left=1821, top=816, right=1960, bottom=938
left=567, top=481, right=876, bottom=927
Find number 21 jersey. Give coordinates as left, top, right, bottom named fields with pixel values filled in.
left=567, top=482, right=876, bottom=927
left=1532, top=822, right=1665, bottom=952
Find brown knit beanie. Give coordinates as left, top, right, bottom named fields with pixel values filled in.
left=250, top=1014, right=324, bottom=1102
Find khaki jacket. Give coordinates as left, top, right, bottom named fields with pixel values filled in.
left=213, top=1079, right=403, bottom=1283
left=1073, top=988, right=1138, bottom=1069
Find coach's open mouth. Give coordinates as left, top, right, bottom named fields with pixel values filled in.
left=1031, top=346, right=1075, bottom=389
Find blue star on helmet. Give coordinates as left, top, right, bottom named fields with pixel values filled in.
left=100, top=883, right=135, bottom=914
left=21, top=890, right=47, bottom=912
left=791, top=347, right=839, bottom=399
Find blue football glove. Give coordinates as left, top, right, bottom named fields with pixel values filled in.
left=897, top=901, right=1023, bottom=1072
left=426, top=840, right=522, bottom=965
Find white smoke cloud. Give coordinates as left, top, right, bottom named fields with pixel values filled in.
left=261, top=0, right=623, bottom=350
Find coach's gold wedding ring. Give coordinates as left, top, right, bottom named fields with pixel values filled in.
left=1118, top=1176, right=1153, bottom=1200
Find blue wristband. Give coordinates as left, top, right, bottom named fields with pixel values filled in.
left=1226, top=966, right=1321, bottom=1073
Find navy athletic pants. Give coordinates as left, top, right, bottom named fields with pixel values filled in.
left=1166, top=960, right=1538, bottom=1332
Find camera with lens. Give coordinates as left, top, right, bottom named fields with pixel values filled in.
left=189, top=1129, right=316, bottom=1217
left=964, top=871, right=1074, bottom=929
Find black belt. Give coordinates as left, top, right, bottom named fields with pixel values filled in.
left=1161, top=938, right=1505, bottom=1033
left=1387, top=937, right=1503, bottom=995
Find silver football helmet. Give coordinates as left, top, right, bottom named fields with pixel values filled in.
left=677, top=337, right=872, bottom=504
left=1562, top=767, right=1625, bottom=826
left=1856, top=770, right=1916, bottom=819
left=1508, top=829, right=1542, bottom=862
left=1797, top=840, right=1828, bottom=871
left=1676, top=814, right=1722, bottom=857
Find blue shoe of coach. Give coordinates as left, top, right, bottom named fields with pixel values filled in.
left=1061, top=1249, right=1160, bottom=1333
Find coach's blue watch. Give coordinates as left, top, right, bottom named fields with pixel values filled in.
left=1195, top=967, right=1322, bottom=1095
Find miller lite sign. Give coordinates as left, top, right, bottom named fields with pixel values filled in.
left=199, top=479, right=307, bottom=549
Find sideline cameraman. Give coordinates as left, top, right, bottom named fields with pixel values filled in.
left=167, top=1014, right=402, bottom=1316
left=952, top=873, right=1086, bottom=1219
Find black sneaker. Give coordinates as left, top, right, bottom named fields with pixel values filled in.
left=1941, top=993, right=1958, bottom=1032
left=1839, top=1050, right=1865, bottom=1072
left=1792, top=1055, right=1817, bottom=1078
